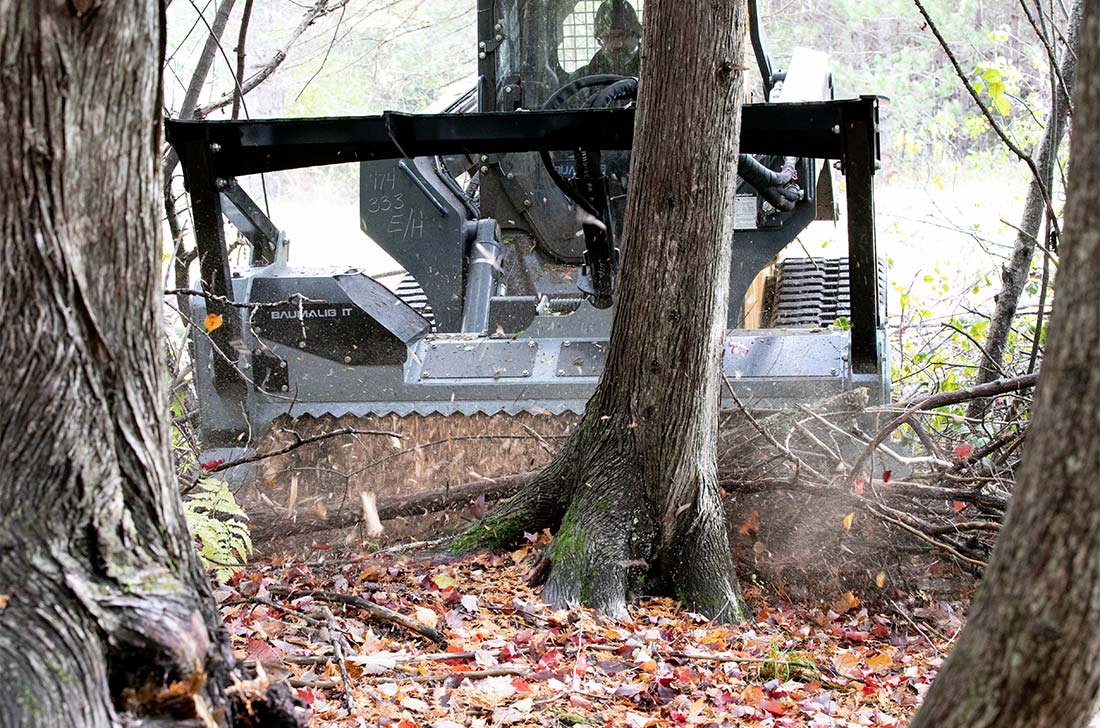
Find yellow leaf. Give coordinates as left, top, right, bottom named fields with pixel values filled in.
left=204, top=313, right=224, bottom=332
left=431, top=573, right=456, bottom=589
left=842, top=512, right=855, bottom=530
left=875, top=571, right=886, bottom=589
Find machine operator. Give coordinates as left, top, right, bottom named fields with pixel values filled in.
left=571, top=0, right=642, bottom=79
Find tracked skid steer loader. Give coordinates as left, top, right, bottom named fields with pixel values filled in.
left=167, top=0, right=887, bottom=533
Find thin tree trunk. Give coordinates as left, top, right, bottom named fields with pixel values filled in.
left=455, top=0, right=749, bottom=622
left=0, top=2, right=298, bottom=725
left=970, top=0, right=1081, bottom=410
left=909, top=2, right=1100, bottom=723
left=164, top=0, right=236, bottom=179
left=165, top=0, right=237, bottom=294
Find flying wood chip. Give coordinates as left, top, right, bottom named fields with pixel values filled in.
left=738, top=510, right=760, bottom=537
left=843, top=512, right=856, bottom=530
left=204, top=313, right=223, bottom=332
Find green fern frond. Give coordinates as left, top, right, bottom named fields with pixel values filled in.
left=183, top=477, right=252, bottom=579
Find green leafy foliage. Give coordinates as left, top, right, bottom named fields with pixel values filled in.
left=184, top=477, right=252, bottom=579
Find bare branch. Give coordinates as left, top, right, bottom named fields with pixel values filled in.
left=912, top=0, right=1062, bottom=247
left=232, top=0, right=255, bottom=120
left=194, top=0, right=352, bottom=119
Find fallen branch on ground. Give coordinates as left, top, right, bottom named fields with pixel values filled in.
left=267, top=586, right=446, bottom=646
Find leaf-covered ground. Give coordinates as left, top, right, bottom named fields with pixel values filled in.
left=219, top=538, right=967, bottom=727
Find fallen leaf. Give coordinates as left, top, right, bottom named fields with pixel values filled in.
left=875, top=571, right=887, bottom=589
left=204, top=313, right=223, bottom=332
left=952, top=500, right=967, bottom=512
left=866, top=651, right=894, bottom=672
left=414, top=606, right=439, bottom=629
left=401, top=696, right=430, bottom=713
left=244, top=638, right=278, bottom=662
left=346, top=652, right=398, bottom=674
left=843, top=512, right=856, bottom=530
left=472, top=675, right=516, bottom=705
left=431, top=573, right=456, bottom=589
left=614, top=683, right=646, bottom=698
left=833, top=591, right=860, bottom=614
left=832, top=650, right=861, bottom=677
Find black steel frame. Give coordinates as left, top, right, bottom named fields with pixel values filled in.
left=166, top=95, right=884, bottom=381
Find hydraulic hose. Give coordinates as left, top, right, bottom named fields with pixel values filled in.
left=540, top=74, right=634, bottom=216
left=583, top=77, right=639, bottom=109
left=737, top=154, right=802, bottom=211
left=542, top=74, right=627, bottom=110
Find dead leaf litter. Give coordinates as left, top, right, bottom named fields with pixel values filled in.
left=218, top=539, right=963, bottom=727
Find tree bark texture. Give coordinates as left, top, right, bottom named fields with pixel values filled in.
left=0, top=3, right=264, bottom=725
left=971, top=0, right=1081, bottom=405
left=456, top=0, right=749, bottom=622
left=909, top=2, right=1100, bottom=724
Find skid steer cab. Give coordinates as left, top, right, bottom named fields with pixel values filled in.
left=166, top=0, right=888, bottom=463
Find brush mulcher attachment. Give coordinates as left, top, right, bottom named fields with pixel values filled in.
left=166, top=0, right=887, bottom=537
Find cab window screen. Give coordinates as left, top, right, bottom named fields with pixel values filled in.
left=558, top=1, right=600, bottom=72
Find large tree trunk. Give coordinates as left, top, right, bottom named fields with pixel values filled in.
left=909, top=3, right=1100, bottom=724
left=0, top=3, right=296, bottom=725
left=455, top=0, right=748, bottom=622
left=969, top=0, right=1081, bottom=412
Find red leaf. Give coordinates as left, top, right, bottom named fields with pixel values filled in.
left=673, top=666, right=695, bottom=682
left=199, top=458, right=225, bottom=472
left=952, top=500, right=967, bottom=512
left=244, top=638, right=278, bottom=661
left=761, top=699, right=787, bottom=716
left=537, top=647, right=563, bottom=671
left=511, top=678, right=532, bottom=695
left=954, top=442, right=974, bottom=459
left=295, top=687, right=316, bottom=705
left=882, top=469, right=892, bottom=483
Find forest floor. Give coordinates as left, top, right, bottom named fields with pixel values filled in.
left=220, top=536, right=967, bottom=727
